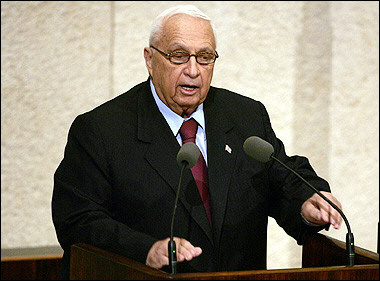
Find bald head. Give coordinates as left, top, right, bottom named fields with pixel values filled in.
left=149, top=5, right=217, bottom=47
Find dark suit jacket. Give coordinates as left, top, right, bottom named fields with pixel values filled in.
left=52, top=79, right=329, bottom=278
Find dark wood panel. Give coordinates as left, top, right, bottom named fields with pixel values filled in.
left=1, top=246, right=63, bottom=280
left=1, top=258, right=61, bottom=280
left=69, top=237, right=379, bottom=280
left=302, top=233, right=379, bottom=267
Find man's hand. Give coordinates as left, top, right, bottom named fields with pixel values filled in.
left=146, top=237, right=202, bottom=269
left=301, top=191, right=343, bottom=229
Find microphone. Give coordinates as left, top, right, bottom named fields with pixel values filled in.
left=176, top=142, right=200, bottom=168
left=169, top=142, right=201, bottom=274
left=243, top=136, right=355, bottom=266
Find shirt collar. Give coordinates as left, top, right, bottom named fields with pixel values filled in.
left=150, top=79, right=205, bottom=136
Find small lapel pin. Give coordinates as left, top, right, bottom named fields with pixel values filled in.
left=225, top=144, right=232, bottom=154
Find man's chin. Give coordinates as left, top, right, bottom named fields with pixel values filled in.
left=170, top=103, right=198, bottom=118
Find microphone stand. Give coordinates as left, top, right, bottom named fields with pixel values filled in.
left=169, top=162, right=187, bottom=274
left=271, top=155, right=355, bottom=266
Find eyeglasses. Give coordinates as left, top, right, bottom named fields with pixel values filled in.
left=150, top=46, right=219, bottom=65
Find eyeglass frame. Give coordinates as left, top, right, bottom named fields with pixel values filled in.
left=150, top=46, right=219, bottom=65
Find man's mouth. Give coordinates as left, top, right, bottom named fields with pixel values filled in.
left=180, top=85, right=199, bottom=93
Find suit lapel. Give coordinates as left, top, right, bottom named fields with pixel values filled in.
left=204, top=88, right=237, bottom=246
left=136, top=81, right=213, bottom=243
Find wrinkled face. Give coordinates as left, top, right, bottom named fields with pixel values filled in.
left=144, top=14, right=216, bottom=118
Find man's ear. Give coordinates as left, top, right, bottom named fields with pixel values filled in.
left=144, top=47, right=153, bottom=75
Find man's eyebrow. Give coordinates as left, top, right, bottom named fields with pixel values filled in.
left=169, top=45, right=214, bottom=54
left=197, top=47, right=214, bottom=53
left=167, top=43, right=188, bottom=51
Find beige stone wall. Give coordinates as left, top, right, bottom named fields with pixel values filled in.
left=2, top=1, right=378, bottom=269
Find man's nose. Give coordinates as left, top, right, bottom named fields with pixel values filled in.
left=184, top=56, right=201, bottom=78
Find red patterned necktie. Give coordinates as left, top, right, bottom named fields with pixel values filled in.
left=179, top=118, right=212, bottom=227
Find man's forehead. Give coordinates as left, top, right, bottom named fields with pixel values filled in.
left=160, top=15, right=215, bottom=48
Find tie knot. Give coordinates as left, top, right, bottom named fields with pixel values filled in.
left=180, top=118, right=198, bottom=143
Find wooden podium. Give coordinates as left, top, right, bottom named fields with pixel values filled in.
left=70, top=233, right=379, bottom=280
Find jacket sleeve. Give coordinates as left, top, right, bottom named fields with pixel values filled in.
left=259, top=102, right=330, bottom=244
left=52, top=113, right=157, bottom=264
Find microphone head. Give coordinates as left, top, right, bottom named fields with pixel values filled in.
left=243, top=136, right=274, bottom=163
left=177, top=142, right=201, bottom=168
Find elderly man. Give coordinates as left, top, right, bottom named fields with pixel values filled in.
left=52, top=5, right=342, bottom=279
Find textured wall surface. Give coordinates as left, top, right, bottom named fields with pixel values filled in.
left=1, top=1, right=378, bottom=270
